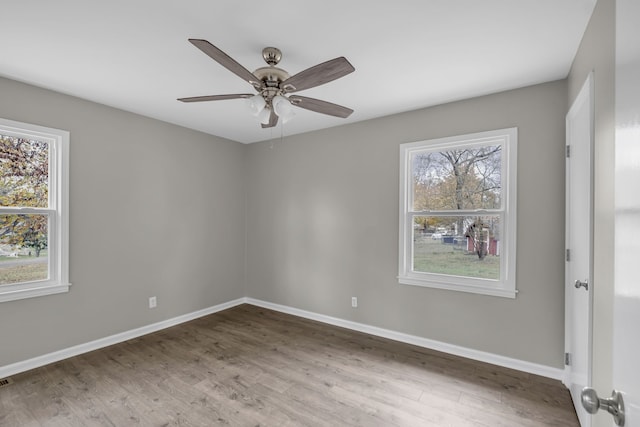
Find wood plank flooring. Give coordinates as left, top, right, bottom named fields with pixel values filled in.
left=0, top=304, right=579, bottom=426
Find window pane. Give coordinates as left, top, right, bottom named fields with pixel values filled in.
left=412, top=145, right=502, bottom=211
left=413, top=215, right=500, bottom=280
left=0, top=214, right=49, bottom=285
left=0, top=134, right=49, bottom=208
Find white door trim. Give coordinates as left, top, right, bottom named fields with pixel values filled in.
left=564, top=71, right=595, bottom=427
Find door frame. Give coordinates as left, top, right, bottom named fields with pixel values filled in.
left=564, top=71, right=595, bottom=426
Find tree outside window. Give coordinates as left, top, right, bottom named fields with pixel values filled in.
left=399, top=128, right=517, bottom=298
left=0, top=117, right=69, bottom=303
left=0, top=135, right=50, bottom=284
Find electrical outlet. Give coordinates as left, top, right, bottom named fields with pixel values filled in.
left=351, top=297, right=358, bottom=308
left=148, top=296, right=157, bottom=308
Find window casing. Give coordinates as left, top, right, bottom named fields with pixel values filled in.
left=0, top=118, right=70, bottom=303
left=398, top=128, right=517, bottom=298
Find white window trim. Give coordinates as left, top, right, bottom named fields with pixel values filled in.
left=398, top=128, right=517, bottom=298
left=0, top=118, right=70, bottom=303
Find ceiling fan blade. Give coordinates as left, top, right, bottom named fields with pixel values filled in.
left=281, top=57, right=354, bottom=93
left=289, top=95, right=354, bottom=118
left=177, top=94, right=253, bottom=103
left=261, top=109, right=279, bottom=128
left=188, top=39, right=260, bottom=87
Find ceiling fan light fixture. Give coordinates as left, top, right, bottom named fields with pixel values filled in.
left=246, top=94, right=266, bottom=116
left=273, top=95, right=295, bottom=123
left=258, top=107, right=272, bottom=124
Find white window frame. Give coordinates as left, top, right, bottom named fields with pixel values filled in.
left=398, top=128, right=517, bottom=298
left=0, top=118, right=70, bottom=303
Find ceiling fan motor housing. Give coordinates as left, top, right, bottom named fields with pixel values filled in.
left=252, top=66, right=290, bottom=101
left=262, top=47, right=282, bottom=66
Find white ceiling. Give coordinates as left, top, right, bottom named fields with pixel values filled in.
left=0, top=1, right=596, bottom=144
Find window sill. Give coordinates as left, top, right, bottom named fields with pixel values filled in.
left=398, top=275, right=517, bottom=299
left=0, top=282, right=71, bottom=303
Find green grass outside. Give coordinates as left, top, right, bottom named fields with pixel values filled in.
left=413, top=236, right=499, bottom=280
left=0, top=263, right=48, bottom=285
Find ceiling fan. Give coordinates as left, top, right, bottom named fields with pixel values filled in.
left=178, top=39, right=355, bottom=128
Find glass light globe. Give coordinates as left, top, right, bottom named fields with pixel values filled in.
left=272, top=95, right=295, bottom=123
left=245, top=94, right=266, bottom=116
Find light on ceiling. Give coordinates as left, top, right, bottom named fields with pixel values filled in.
left=246, top=93, right=295, bottom=125
left=272, top=95, right=295, bottom=123
left=258, top=107, right=271, bottom=124
left=246, top=94, right=266, bottom=116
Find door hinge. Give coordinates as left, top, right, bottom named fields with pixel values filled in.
left=565, top=352, right=571, bottom=366
left=566, top=145, right=571, bottom=158
left=566, top=249, right=570, bottom=262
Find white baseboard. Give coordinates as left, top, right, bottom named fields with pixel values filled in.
left=0, top=298, right=245, bottom=379
left=245, top=298, right=564, bottom=381
left=1, top=296, right=563, bottom=382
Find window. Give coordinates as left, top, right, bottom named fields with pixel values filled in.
left=0, top=118, right=70, bottom=303
left=398, top=128, right=517, bottom=298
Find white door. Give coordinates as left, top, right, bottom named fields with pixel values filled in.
left=565, top=73, right=594, bottom=427
left=613, top=0, right=640, bottom=424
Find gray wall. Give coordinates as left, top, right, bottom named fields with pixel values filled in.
left=246, top=80, right=568, bottom=368
left=567, top=0, right=615, bottom=426
left=0, top=77, right=246, bottom=366
left=0, top=69, right=574, bottom=370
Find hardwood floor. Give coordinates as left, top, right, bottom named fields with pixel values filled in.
left=0, top=304, right=579, bottom=426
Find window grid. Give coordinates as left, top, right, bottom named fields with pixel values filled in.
left=398, top=128, right=517, bottom=298
left=0, top=118, right=70, bottom=303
